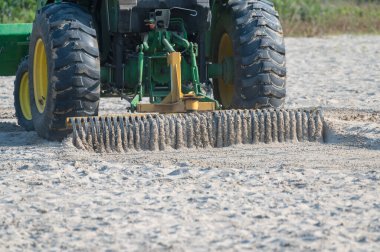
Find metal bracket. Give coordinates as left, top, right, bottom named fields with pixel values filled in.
left=150, top=9, right=171, bottom=29
left=137, top=52, right=216, bottom=113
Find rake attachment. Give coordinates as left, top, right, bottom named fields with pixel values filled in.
left=67, top=109, right=324, bottom=152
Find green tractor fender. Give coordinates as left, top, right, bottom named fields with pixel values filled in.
left=0, top=23, right=32, bottom=76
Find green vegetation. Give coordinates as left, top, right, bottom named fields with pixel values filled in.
left=1, top=0, right=380, bottom=36
left=273, top=0, right=380, bottom=36
left=0, top=0, right=36, bottom=23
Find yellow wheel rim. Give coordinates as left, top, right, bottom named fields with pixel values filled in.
left=33, top=38, right=48, bottom=113
left=19, top=72, right=32, bottom=120
left=218, top=33, right=234, bottom=108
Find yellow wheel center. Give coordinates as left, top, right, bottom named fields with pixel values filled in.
left=33, top=38, right=48, bottom=113
left=19, top=72, right=32, bottom=120
left=218, top=33, right=234, bottom=108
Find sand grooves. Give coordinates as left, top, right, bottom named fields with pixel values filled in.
left=69, top=109, right=324, bottom=152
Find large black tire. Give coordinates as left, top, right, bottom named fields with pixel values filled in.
left=212, top=0, right=286, bottom=109
left=14, top=58, right=34, bottom=131
left=29, top=3, right=100, bottom=140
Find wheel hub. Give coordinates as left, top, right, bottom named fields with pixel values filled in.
left=19, top=72, right=32, bottom=120
left=218, top=33, right=234, bottom=108
left=33, top=38, right=48, bottom=113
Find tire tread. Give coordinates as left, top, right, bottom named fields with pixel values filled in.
left=30, top=3, right=100, bottom=140
left=231, top=0, right=286, bottom=109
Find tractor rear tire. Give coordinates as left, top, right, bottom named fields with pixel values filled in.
left=29, top=3, right=100, bottom=140
left=212, top=0, right=286, bottom=109
left=14, top=58, right=34, bottom=131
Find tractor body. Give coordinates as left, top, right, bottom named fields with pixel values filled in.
left=0, top=0, right=221, bottom=112
left=0, top=23, right=31, bottom=76
left=95, top=0, right=219, bottom=112
left=1, top=0, right=291, bottom=147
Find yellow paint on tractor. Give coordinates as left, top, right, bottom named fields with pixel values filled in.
left=162, top=52, right=183, bottom=103
left=19, top=72, right=32, bottom=120
left=218, top=33, right=234, bottom=107
left=33, top=38, right=48, bottom=113
left=137, top=52, right=216, bottom=113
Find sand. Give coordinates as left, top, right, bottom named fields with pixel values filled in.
left=0, top=35, right=379, bottom=251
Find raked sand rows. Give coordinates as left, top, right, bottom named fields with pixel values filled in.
left=70, top=109, right=324, bottom=152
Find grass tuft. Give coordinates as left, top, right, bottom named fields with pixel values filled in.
left=272, top=0, right=380, bottom=36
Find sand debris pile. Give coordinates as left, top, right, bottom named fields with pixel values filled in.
left=69, top=109, right=324, bottom=152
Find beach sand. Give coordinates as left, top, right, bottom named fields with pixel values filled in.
left=0, top=35, right=379, bottom=251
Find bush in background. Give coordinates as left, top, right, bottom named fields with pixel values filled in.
left=272, top=0, right=380, bottom=36
left=1, top=0, right=380, bottom=36
left=0, top=0, right=36, bottom=23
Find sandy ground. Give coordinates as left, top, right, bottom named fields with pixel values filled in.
left=0, top=35, right=379, bottom=251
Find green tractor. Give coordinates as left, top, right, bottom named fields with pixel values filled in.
left=0, top=0, right=286, bottom=141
